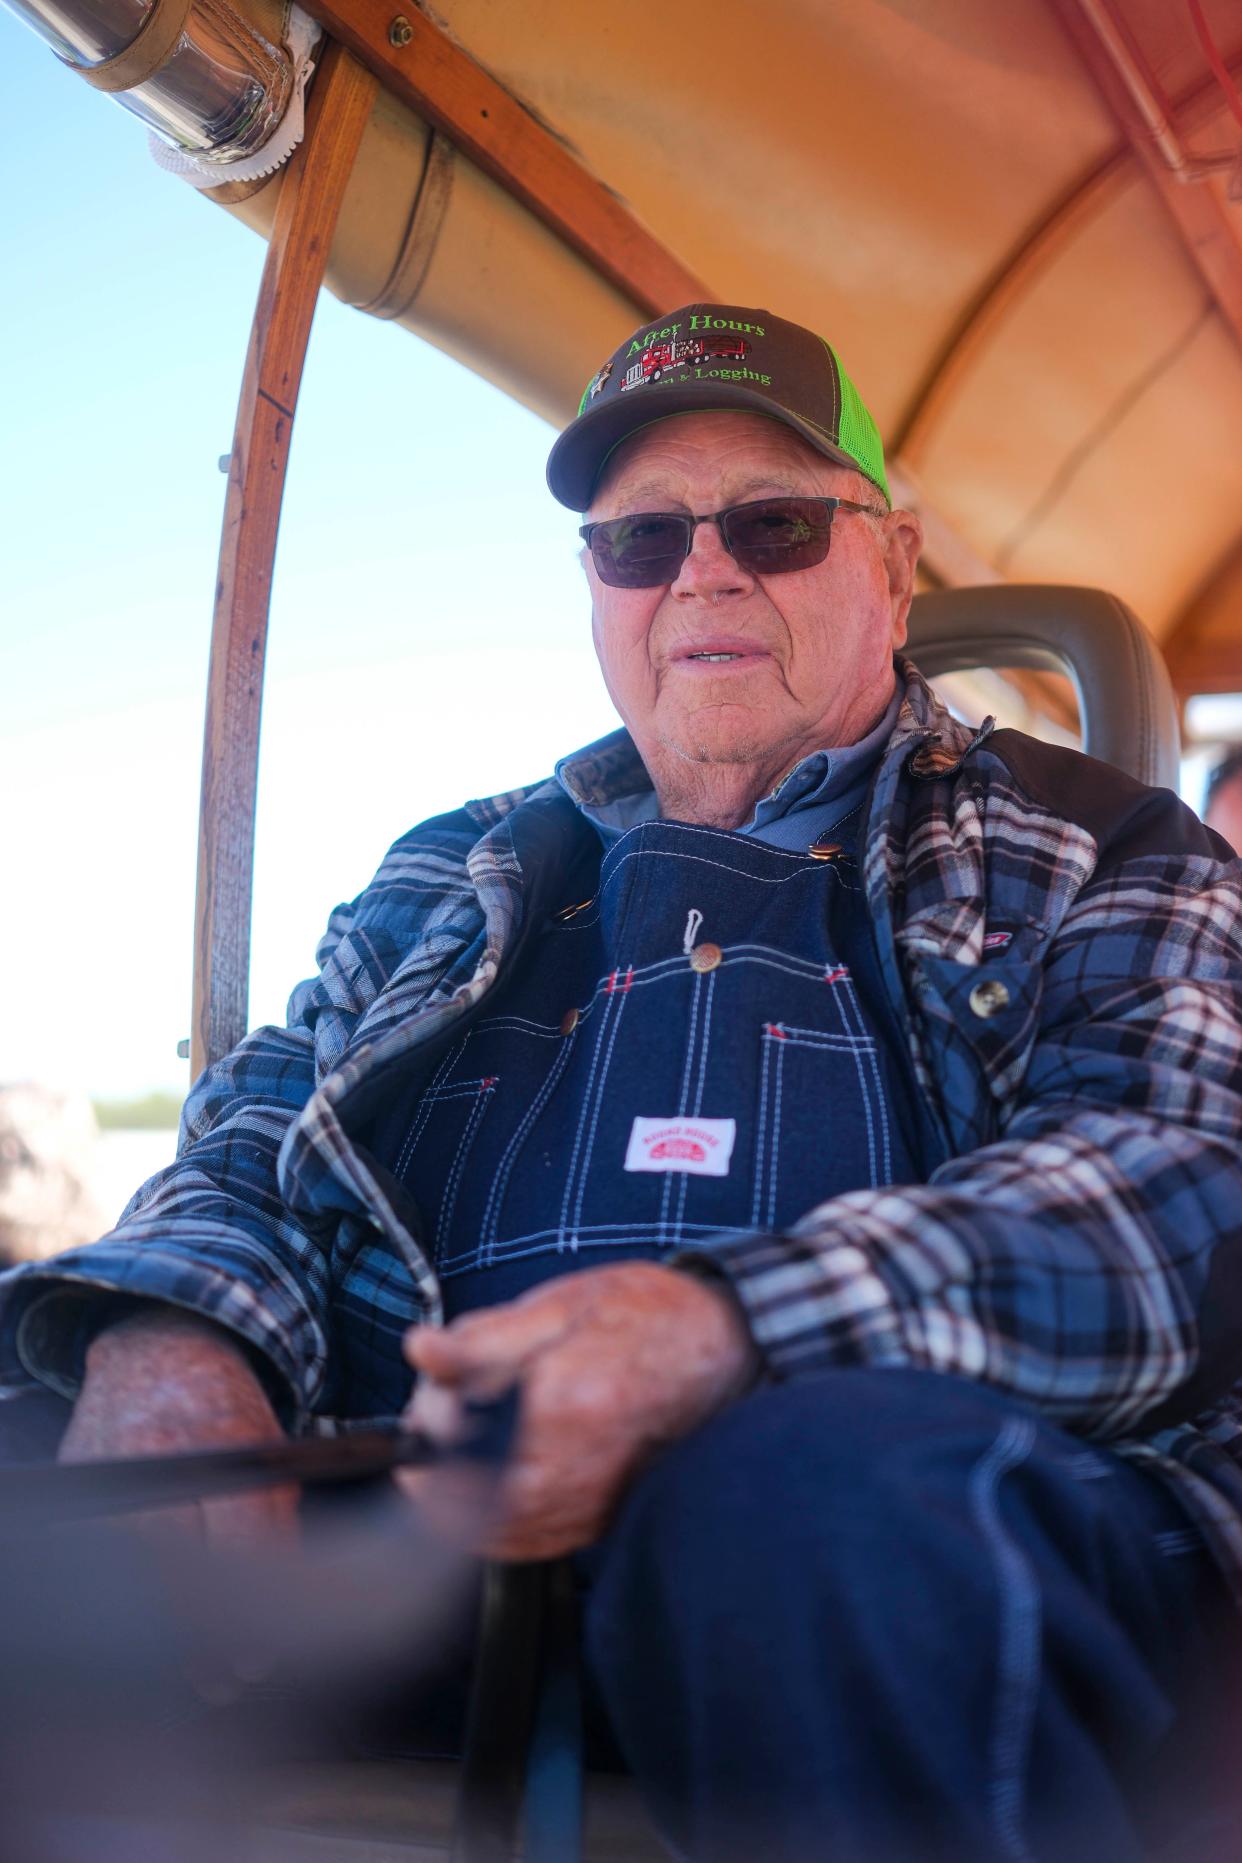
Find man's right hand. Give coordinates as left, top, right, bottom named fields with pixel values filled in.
left=59, top=1306, right=299, bottom=1545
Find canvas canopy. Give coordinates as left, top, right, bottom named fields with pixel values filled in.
left=204, top=0, right=1242, bottom=690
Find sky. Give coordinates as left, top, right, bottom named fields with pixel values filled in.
left=0, top=15, right=621, bottom=1099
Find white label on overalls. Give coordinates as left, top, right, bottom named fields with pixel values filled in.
left=624, top=1116, right=737, bottom=1176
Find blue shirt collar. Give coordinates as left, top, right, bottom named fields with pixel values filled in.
left=556, top=672, right=906, bottom=848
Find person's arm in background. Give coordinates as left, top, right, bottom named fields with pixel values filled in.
left=16, top=998, right=335, bottom=1540
left=0, top=805, right=486, bottom=1514
left=59, top=1305, right=298, bottom=1541
left=1, top=966, right=339, bottom=1434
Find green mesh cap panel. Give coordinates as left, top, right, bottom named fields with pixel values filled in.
left=548, top=305, right=894, bottom=510
left=826, top=343, right=890, bottom=505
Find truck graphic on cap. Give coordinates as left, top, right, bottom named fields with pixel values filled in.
left=620, top=333, right=751, bottom=391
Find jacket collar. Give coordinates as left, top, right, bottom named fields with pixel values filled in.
left=887, top=655, right=993, bottom=775
left=535, top=654, right=988, bottom=820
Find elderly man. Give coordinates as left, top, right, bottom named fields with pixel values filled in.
left=3, top=304, right=1242, bottom=1861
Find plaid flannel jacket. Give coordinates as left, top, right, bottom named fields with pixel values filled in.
left=6, top=660, right=1242, bottom=1594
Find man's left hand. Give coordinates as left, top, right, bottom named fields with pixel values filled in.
left=398, top=1263, right=761, bottom=1560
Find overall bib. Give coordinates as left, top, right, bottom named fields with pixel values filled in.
left=378, top=815, right=932, bottom=1320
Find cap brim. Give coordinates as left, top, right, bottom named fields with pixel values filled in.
left=546, top=381, right=862, bottom=510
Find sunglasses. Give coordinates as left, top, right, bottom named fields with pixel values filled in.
left=579, top=495, right=881, bottom=589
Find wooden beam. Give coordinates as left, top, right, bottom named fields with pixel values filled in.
left=192, top=44, right=378, bottom=1077
left=1049, top=0, right=1242, bottom=356
left=1164, top=530, right=1242, bottom=697
left=296, top=0, right=708, bottom=317
left=892, top=155, right=1128, bottom=468
left=891, top=32, right=1242, bottom=725
left=1166, top=644, right=1242, bottom=697
left=895, top=50, right=1242, bottom=470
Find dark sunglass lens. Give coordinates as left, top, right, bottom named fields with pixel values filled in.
left=590, top=514, right=690, bottom=588
left=724, top=498, right=832, bottom=573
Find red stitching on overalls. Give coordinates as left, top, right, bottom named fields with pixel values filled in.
left=765, top=1023, right=789, bottom=1040
left=824, top=966, right=849, bottom=985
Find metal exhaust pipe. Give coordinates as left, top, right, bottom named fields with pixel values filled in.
left=2, top=0, right=317, bottom=175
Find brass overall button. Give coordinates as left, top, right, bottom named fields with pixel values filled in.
left=808, top=841, right=844, bottom=862
left=559, top=1007, right=580, bottom=1035
left=689, top=942, right=723, bottom=973
left=968, top=978, right=1011, bottom=1019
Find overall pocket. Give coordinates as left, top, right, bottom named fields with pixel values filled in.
left=392, top=1073, right=498, bottom=1263
left=751, top=1019, right=893, bottom=1231
left=406, top=1014, right=582, bottom=1275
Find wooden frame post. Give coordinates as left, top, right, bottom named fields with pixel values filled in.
left=192, top=42, right=376, bottom=1076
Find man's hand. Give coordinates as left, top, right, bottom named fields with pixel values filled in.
left=399, top=1263, right=761, bottom=1560
left=59, top=1306, right=298, bottom=1545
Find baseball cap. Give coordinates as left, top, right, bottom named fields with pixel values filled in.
left=546, top=304, right=889, bottom=510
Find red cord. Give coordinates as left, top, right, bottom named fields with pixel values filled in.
left=1187, top=0, right=1242, bottom=133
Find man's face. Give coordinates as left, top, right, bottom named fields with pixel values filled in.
left=583, top=411, right=922, bottom=785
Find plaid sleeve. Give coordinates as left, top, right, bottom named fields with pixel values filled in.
left=0, top=894, right=369, bottom=1424
left=0, top=798, right=494, bottom=1422
left=684, top=857, right=1242, bottom=1440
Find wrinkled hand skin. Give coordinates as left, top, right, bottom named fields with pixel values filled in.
left=59, top=1307, right=299, bottom=1545
left=399, top=1263, right=762, bottom=1561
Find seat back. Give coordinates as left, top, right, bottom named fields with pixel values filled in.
left=906, top=585, right=1181, bottom=791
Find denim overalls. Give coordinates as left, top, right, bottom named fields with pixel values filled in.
left=378, top=813, right=931, bottom=1319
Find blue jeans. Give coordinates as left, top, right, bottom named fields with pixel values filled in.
left=584, top=1369, right=1241, bottom=1863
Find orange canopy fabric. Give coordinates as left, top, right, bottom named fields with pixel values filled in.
left=220, top=0, right=1242, bottom=681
